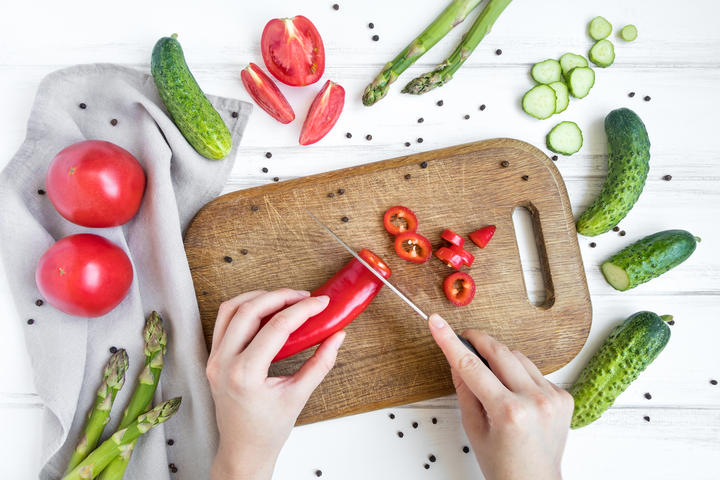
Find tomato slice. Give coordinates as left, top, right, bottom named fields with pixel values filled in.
left=441, top=229, right=464, bottom=248
left=434, top=246, right=465, bottom=269
left=240, top=63, right=295, bottom=124
left=261, top=15, right=325, bottom=86
left=394, top=232, right=432, bottom=263
left=469, top=225, right=496, bottom=249
left=383, top=206, right=418, bottom=235
left=443, top=272, right=476, bottom=306
left=299, top=80, right=345, bottom=145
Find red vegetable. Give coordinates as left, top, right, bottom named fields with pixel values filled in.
left=443, top=272, right=476, bottom=306
left=469, top=225, right=496, bottom=248
left=269, top=248, right=391, bottom=362
left=240, top=63, right=295, bottom=124
left=383, top=206, right=418, bottom=235
left=261, top=15, right=325, bottom=86
left=441, top=229, right=464, bottom=248
left=453, top=246, right=474, bottom=267
left=35, top=234, right=133, bottom=317
left=435, top=247, right=465, bottom=270
left=299, top=80, right=345, bottom=145
left=394, top=232, right=432, bottom=263
left=46, top=140, right=146, bottom=228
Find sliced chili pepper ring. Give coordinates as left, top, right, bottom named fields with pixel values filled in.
left=451, top=245, right=474, bottom=267
left=394, top=232, right=432, bottom=263
left=443, top=272, right=476, bottom=306
left=469, top=225, right=496, bottom=249
left=359, top=248, right=392, bottom=278
left=441, top=229, right=464, bottom=248
left=383, top=206, right=418, bottom=235
left=434, top=246, right=464, bottom=270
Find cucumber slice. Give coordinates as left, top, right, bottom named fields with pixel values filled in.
left=559, top=53, right=588, bottom=78
left=546, top=121, right=583, bottom=155
left=588, top=16, right=612, bottom=40
left=531, top=59, right=562, bottom=84
left=567, top=67, right=595, bottom=98
left=589, top=39, right=615, bottom=67
left=548, top=81, right=569, bottom=114
left=621, top=24, right=638, bottom=41
left=522, top=85, right=557, bottom=120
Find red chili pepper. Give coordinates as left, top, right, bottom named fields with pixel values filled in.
left=394, top=231, right=432, bottom=263
left=441, top=229, right=464, bottom=248
left=269, top=248, right=391, bottom=362
left=443, top=272, right=476, bottom=306
left=383, top=206, right=418, bottom=235
left=469, top=225, right=496, bottom=249
left=435, top=246, right=465, bottom=269
left=453, top=246, right=474, bottom=267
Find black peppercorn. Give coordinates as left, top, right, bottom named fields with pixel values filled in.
left=495, top=49, right=502, bottom=55
left=619, top=230, right=626, bottom=236
left=412, top=422, right=418, bottom=428
left=479, top=104, right=486, bottom=111
left=417, top=117, right=424, bottom=123
left=265, top=152, right=272, bottom=159
left=366, top=134, right=372, bottom=141
left=589, top=242, right=596, bottom=248
left=167, top=439, right=175, bottom=446
left=35, top=299, right=43, bottom=306
left=315, top=470, right=323, bottom=477
left=551, top=155, right=558, bottom=161
left=110, top=119, right=118, bottom=126
left=397, top=431, right=404, bottom=438
left=428, top=455, right=436, bottom=463
left=368, top=23, right=374, bottom=29
left=79, top=103, right=87, bottom=109
left=338, top=188, right=345, bottom=195
left=521, top=175, right=529, bottom=181
left=346, top=132, right=352, bottom=138
left=462, top=446, right=470, bottom=453
left=644, top=95, right=651, bottom=101
left=273, top=177, right=279, bottom=182
left=27, top=319, right=35, bottom=325
left=613, top=226, right=620, bottom=232
left=667, top=320, right=675, bottom=326
left=644, top=392, right=652, bottom=400
left=231, top=111, right=239, bottom=118
left=404, top=174, right=411, bottom=180
left=420, top=161, right=428, bottom=168
left=251, top=205, right=259, bottom=212
left=262, top=167, right=268, bottom=173
left=328, top=192, right=335, bottom=198
left=405, top=142, right=411, bottom=147
left=224, top=256, right=233, bottom=263
left=389, top=413, right=395, bottom=419
left=500, top=160, right=509, bottom=168
left=417, top=137, right=424, bottom=143
left=711, top=379, right=718, bottom=385
left=372, top=35, right=379, bottom=41
left=332, top=4, right=339, bottom=10
left=37, top=189, right=46, bottom=195
left=241, top=249, right=249, bottom=255
left=464, top=114, right=470, bottom=119
left=643, top=416, right=650, bottom=422
left=109, top=346, right=117, bottom=354
left=431, top=417, right=437, bottom=424
left=437, top=100, right=444, bottom=106
left=663, top=174, right=672, bottom=181
left=628, top=92, right=635, bottom=98
left=341, top=216, right=349, bottom=223
left=424, top=464, right=430, bottom=470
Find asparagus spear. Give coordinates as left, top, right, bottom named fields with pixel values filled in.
left=97, top=312, right=167, bottom=480
left=65, top=349, right=129, bottom=474
left=62, top=397, right=182, bottom=480
left=362, top=0, right=482, bottom=106
left=403, top=0, right=512, bottom=94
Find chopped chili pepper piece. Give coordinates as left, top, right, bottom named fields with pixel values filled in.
left=394, top=232, right=432, bottom=263
left=452, top=245, right=474, bottom=267
left=440, top=229, right=464, bottom=248
left=383, top=206, right=418, bottom=235
left=469, top=225, right=496, bottom=249
left=434, top=247, right=464, bottom=270
left=443, top=272, right=476, bottom=306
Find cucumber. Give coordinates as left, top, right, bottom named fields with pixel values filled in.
left=559, top=53, right=588, bottom=78
left=576, top=108, right=650, bottom=236
left=602, top=230, right=700, bottom=291
left=522, top=85, right=557, bottom=120
left=567, top=67, right=595, bottom=98
left=546, top=121, right=583, bottom=155
left=589, top=39, right=615, bottom=68
left=588, top=16, right=612, bottom=41
left=531, top=59, right=562, bottom=84
left=548, top=81, right=569, bottom=114
left=621, top=24, right=638, bottom=42
left=570, top=311, right=671, bottom=429
left=151, top=34, right=232, bottom=160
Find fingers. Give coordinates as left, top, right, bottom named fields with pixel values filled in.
left=462, top=329, right=536, bottom=393
left=211, top=290, right=267, bottom=352
left=428, top=314, right=507, bottom=406
left=512, top=350, right=549, bottom=389
left=289, top=330, right=346, bottom=401
left=451, top=368, right=488, bottom=433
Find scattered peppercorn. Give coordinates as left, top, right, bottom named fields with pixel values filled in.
left=464, top=114, right=470, bottom=120
left=431, top=417, right=437, bottom=424
left=412, top=422, right=418, bottom=428
left=643, top=416, right=650, bottom=422
left=437, top=100, right=444, bottom=106
left=495, top=49, right=502, bottom=55
left=644, top=95, right=651, bottom=101
left=479, top=104, right=486, bottom=111
left=38, top=189, right=46, bottom=195
left=663, top=174, right=672, bottom=181
left=265, top=152, right=272, bottom=159
left=341, top=216, right=349, bottom=223
left=644, top=393, right=652, bottom=400
left=110, top=119, right=118, bottom=126
left=551, top=155, right=558, bottom=161
left=428, top=455, right=436, bottom=463
left=251, top=205, right=259, bottom=212
left=424, top=464, right=430, bottom=470
left=79, top=103, right=87, bottom=109
left=224, top=256, right=233, bottom=263
left=110, top=346, right=118, bottom=354
left=332, top=4, right=339, bottom=10
left=27, top=319, right=35, bottom=325
left=368, top=23, right=375, bottom=29
left=366, top=134, right=373, bottom=141
left=397, top=431, right=404, bottom=438
left=346, top=132, right=352, bottom=138
left=420, top=161, right=428, bottom=168
left=500, top=160, right=509, bottom=168
left=273, top=177, right=279, bottom=182
left=328, top=192, right=335, bottom=198
left=171, top=466, right=178, bottom=473
left=35, top=299, right=43, bottom=306
left=202, top=291, right=209, bottom=296
left=167, top=439, right=175, bottom=446
left=521, top=175, right=529, bottom=181
left=589, top=242, right=596, bottom=248
left=711, top=379, right=718, bottom=385
left=169, top=463, right=177, bottom=473
left=613, top=226, right=620, bottom=232
left=261, top=167, right=268, bottom=173
left=417, top=117, right=424, bottom=123
left=231, top=111, right=239, bottom=118
left=315, top=470, right=323, bottom=477
left=404, top=173, right=411, bottom=180
left=619, top=230, right=626, bottom=236
left=389, top=413, right=395, bottom=419
left=338, top=188, right=345, bottom=195
left=417, top=137, right=424, bottom=143
left=667, top=320, right=675, bottom=326
left=372, top=35, right=380, bottom=41
left=462, top=446, right=470, bottom=453
left=628, top=92, right=635, bottom=98
left=405, top=142, right=411, bottom=147
left=241, top=249, right=249, bottom=255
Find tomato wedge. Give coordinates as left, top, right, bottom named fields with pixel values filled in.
left=394, top=232, right=432, bottom=263
left=261, top=15, right=325, bottom=86
left=299, top=80, right=345, bottom=145
left=240, top=63, right=295, bottom=124
left=434, top=247, right=465, bottom=269
left=443, top=272, right=476, bottom=306
left=441, top=229, right=464, bottom=248
left=383, top=206, right=418, bottom=235
left=469, top=225, right=496, bottom=248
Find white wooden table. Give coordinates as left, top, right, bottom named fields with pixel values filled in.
left=1, top=1, right=718, bottom=478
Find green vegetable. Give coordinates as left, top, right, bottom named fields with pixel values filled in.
left=152, top=34, right=232, bottom=160
left=531, top=59, right=562, bottom=84
left=567, top=67, right=595, bottom=98
left=620, top=24, right=638, bottom=41
left=403, top=0, right=513, bottom=94
left=589, top=39, right=615, bottom=67
left=546, top=121, right=583, bottom=155
left=65, top=349, right=128, bottom=474
left=362, top=0, right=483, bottom=105
left=548, top=81, right=569, bottom=114
left=576, top=108, right=650, bottom=236
left=588, top=16, right=612, bottom=41
left=602, top=230, right=700, bottom=291
left=62, top=398, right=182, bottom=480
left=522, top=85, right=556, bottom=119
left=559, top=53, right=588, bottom=78
left=570, top=311, right=671, bottom=429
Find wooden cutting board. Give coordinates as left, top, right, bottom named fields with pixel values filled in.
left=184, top=139, right=591, bottom=425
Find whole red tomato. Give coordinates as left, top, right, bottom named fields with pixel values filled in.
left=46, top=140, right=146, bottom=228
left=261, top=15, right=325, bottom=86
left=35, top=234, right=133, bottom=317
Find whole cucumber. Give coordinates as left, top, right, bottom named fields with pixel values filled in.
left=570, top=311, right=671, bottom=429
left=576, top=108, right=650, bottom=236
left=151, top=34, right=232, bottom=160
left=601, top=229, right=700, bottom=291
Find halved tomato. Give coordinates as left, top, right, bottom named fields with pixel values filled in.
left=299, top=80, right=345, bottom=145
left=261, top=15, right=325, bottom=86
left=469, top=225, right=496, bottom=249
left=240, top=63, right=295, bottom=124
left=394, top=232, right=432, bottom=263
left=443, top=272, right=476, bottom=306
left=441, top=229, right=464, bottom=248
left=383, top=206, right=418, bottom=235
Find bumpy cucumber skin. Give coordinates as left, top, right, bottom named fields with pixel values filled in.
left=576, top=108, right=650, bottom=236
left=151, top=35, right=232, bottom=160
left=602, top=230, right=698, bottom=291
left=570, top=311, right=670, bottom=429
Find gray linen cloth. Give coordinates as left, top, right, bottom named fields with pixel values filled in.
left=0, top=64, right=251, bottom=479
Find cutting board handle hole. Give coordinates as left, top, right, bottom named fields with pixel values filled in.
left=512, top=206, right=555, bottom=309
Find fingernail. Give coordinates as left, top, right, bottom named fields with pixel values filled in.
left=429, top=314, right=446, bottom=329
left=330, top=331, right=346, bottom=350
left=296, top=290, right=311, bottom=297
left=314, top=295, right=330, bottom=305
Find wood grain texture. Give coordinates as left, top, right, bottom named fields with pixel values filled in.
left=184, top=139, right=591, bottom=424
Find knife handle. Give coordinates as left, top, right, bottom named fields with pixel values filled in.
left=457, top=334, right=490, bottom=369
